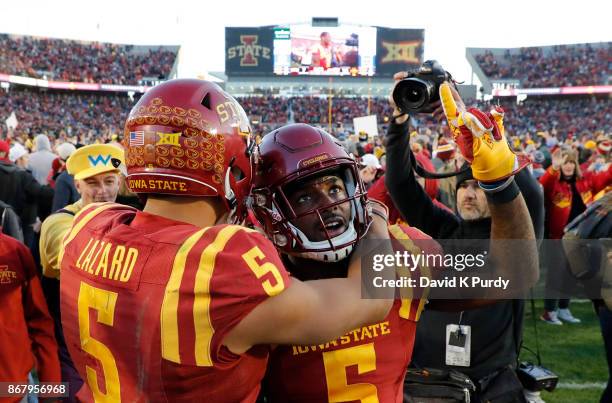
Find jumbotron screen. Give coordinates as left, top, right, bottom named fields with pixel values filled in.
left=273, top=24, right=377, bottom=76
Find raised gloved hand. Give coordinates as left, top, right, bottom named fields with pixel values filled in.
left=439, top=82, right=529, bottom=183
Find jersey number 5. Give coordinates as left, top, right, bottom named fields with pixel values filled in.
left=242, top=246, right=285, bottom=296
left=323, top=343, right=379, bottom=403
left=78, top=281, right=121, bottom=402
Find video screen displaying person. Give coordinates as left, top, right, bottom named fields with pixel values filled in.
left=280, top=25, right=376, bottom=75
left=293, top=31, right=357, bottom=69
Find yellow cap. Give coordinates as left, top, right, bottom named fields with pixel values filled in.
left=374, top=146, right=385, bottom=160
left=584, top=140, right=597, bottom=150
left=67, top=144, right=124, bottom=180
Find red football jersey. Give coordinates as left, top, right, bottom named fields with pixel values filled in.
left=59, top=203, right=291, bottom=402
left=265, top=224, right=434, bottom=403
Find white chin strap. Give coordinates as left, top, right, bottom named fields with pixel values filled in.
left=291, top=221, right=358, bottom=262
left=224, top=167, right=238, bottom=223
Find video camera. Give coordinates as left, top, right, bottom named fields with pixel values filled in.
left=517, top=362, right=559, bottom=392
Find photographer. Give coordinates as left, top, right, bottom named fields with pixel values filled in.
left=385, top=66, right=544, bottom=402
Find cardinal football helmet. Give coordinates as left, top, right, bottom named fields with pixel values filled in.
left=124, top=79, right=253, bottom=219
left=251, top=124, right=370, bottom=261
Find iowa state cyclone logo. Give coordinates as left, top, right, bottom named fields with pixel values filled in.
left=227, top=35, right=271, bottom=67
left=0, top=265, right=17, bottom=284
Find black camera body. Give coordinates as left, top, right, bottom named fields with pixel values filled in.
left=392, top=60, right=452, bottom=114
left=517, top=362, right=559, bottom=392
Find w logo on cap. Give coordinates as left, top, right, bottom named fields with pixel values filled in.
left=88, top=154, right=112, bottom=167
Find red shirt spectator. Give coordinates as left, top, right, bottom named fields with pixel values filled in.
left=540, top=150, right=611, bottom=239
left=0, top=233, right=60, bottom=393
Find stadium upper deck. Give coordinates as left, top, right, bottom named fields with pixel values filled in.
left=0, top=33, right=179, bottom=85
left=467, top=42, right=610, bottom=91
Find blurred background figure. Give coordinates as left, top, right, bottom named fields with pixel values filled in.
left=540, top=148, right=611, bottom=325
left=28, top=134, right=57, bottom=186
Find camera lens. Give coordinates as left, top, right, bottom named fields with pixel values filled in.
left=406, top=86, right=425, bottom=104
left=393, top=78, right=435, bottom=113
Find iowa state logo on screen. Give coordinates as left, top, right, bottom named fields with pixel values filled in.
left=380, top=40, right=421, bottom=64
left=227, top=35, right=271, bottom=67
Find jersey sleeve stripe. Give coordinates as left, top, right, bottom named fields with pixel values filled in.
left=161, top=227, right=209, bottom=364
left=389, top=224, right=432, bottom=321
left=414, top=297, right=427, bottom=321
left=57, top=203, right=117, bottom=268
left=193, top=225, right=244, bottom=367
left=399, top=299, right=412, bottom=319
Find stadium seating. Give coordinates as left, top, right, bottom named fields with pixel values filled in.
left=0, top=33, right=178, bottom=85
left=473, top=42, right=610, bottom=88
left=235, top=96, right=290, bottom=124
left=488, top=96, right=611, bottom=136
left=292, top=96, right=394, bottom=125
left=1, top=88, right=608, bottom=141
left=411, top=96, right=611, bottom=137
left=0, top=87, right=131, bottom=139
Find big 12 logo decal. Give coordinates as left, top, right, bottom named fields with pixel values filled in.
left=380, top=40, right=421, bottom=64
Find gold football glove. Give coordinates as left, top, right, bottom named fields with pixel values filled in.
left=439, top=83, right=529, bottom=183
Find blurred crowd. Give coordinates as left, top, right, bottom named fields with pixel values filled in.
left=0, top=33, right=177, bottom=85
left=235, top=96, right=290, bottom=123
left=291, top=96, right=394, bottom=124
left=475, top=43, right=611, bottom=88
left=2, top=88, right=609, bottom=150
left=489, top=96, right=611, bottom=135
left=0, top=87, right=131, bottom=140
left=3, top=95, right=608, bottom=200
left=412, top=96, right=611, bottom=137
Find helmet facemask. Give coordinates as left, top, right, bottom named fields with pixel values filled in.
left=253, top=164, right=370, bottom=262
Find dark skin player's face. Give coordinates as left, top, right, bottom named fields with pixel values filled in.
left=285, top=174, right=352, bottom=242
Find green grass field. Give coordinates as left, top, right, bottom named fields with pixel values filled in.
left=520, top=300, right=607, bottom=403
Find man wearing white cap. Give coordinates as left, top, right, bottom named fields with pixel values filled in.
left=9, top=143, right=29, bottom=169
left=360, top=153, right=383, bottom=189
left=39, top=143, right=124, bottom=402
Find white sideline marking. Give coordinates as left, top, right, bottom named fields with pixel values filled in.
left=557, top=382, right=606, bottom=389
left=570, top=299, right=593, bottom=304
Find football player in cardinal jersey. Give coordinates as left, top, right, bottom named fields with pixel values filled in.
left=252, top=120, right=538, bottom=402
left=58, top=79, right=392, bottom=402
left=251, top=123, right=435, bottom=402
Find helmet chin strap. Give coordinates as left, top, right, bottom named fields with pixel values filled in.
left=291, top=221, right=358, bottom=262
left=224, top=166, right=238, bottom=223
